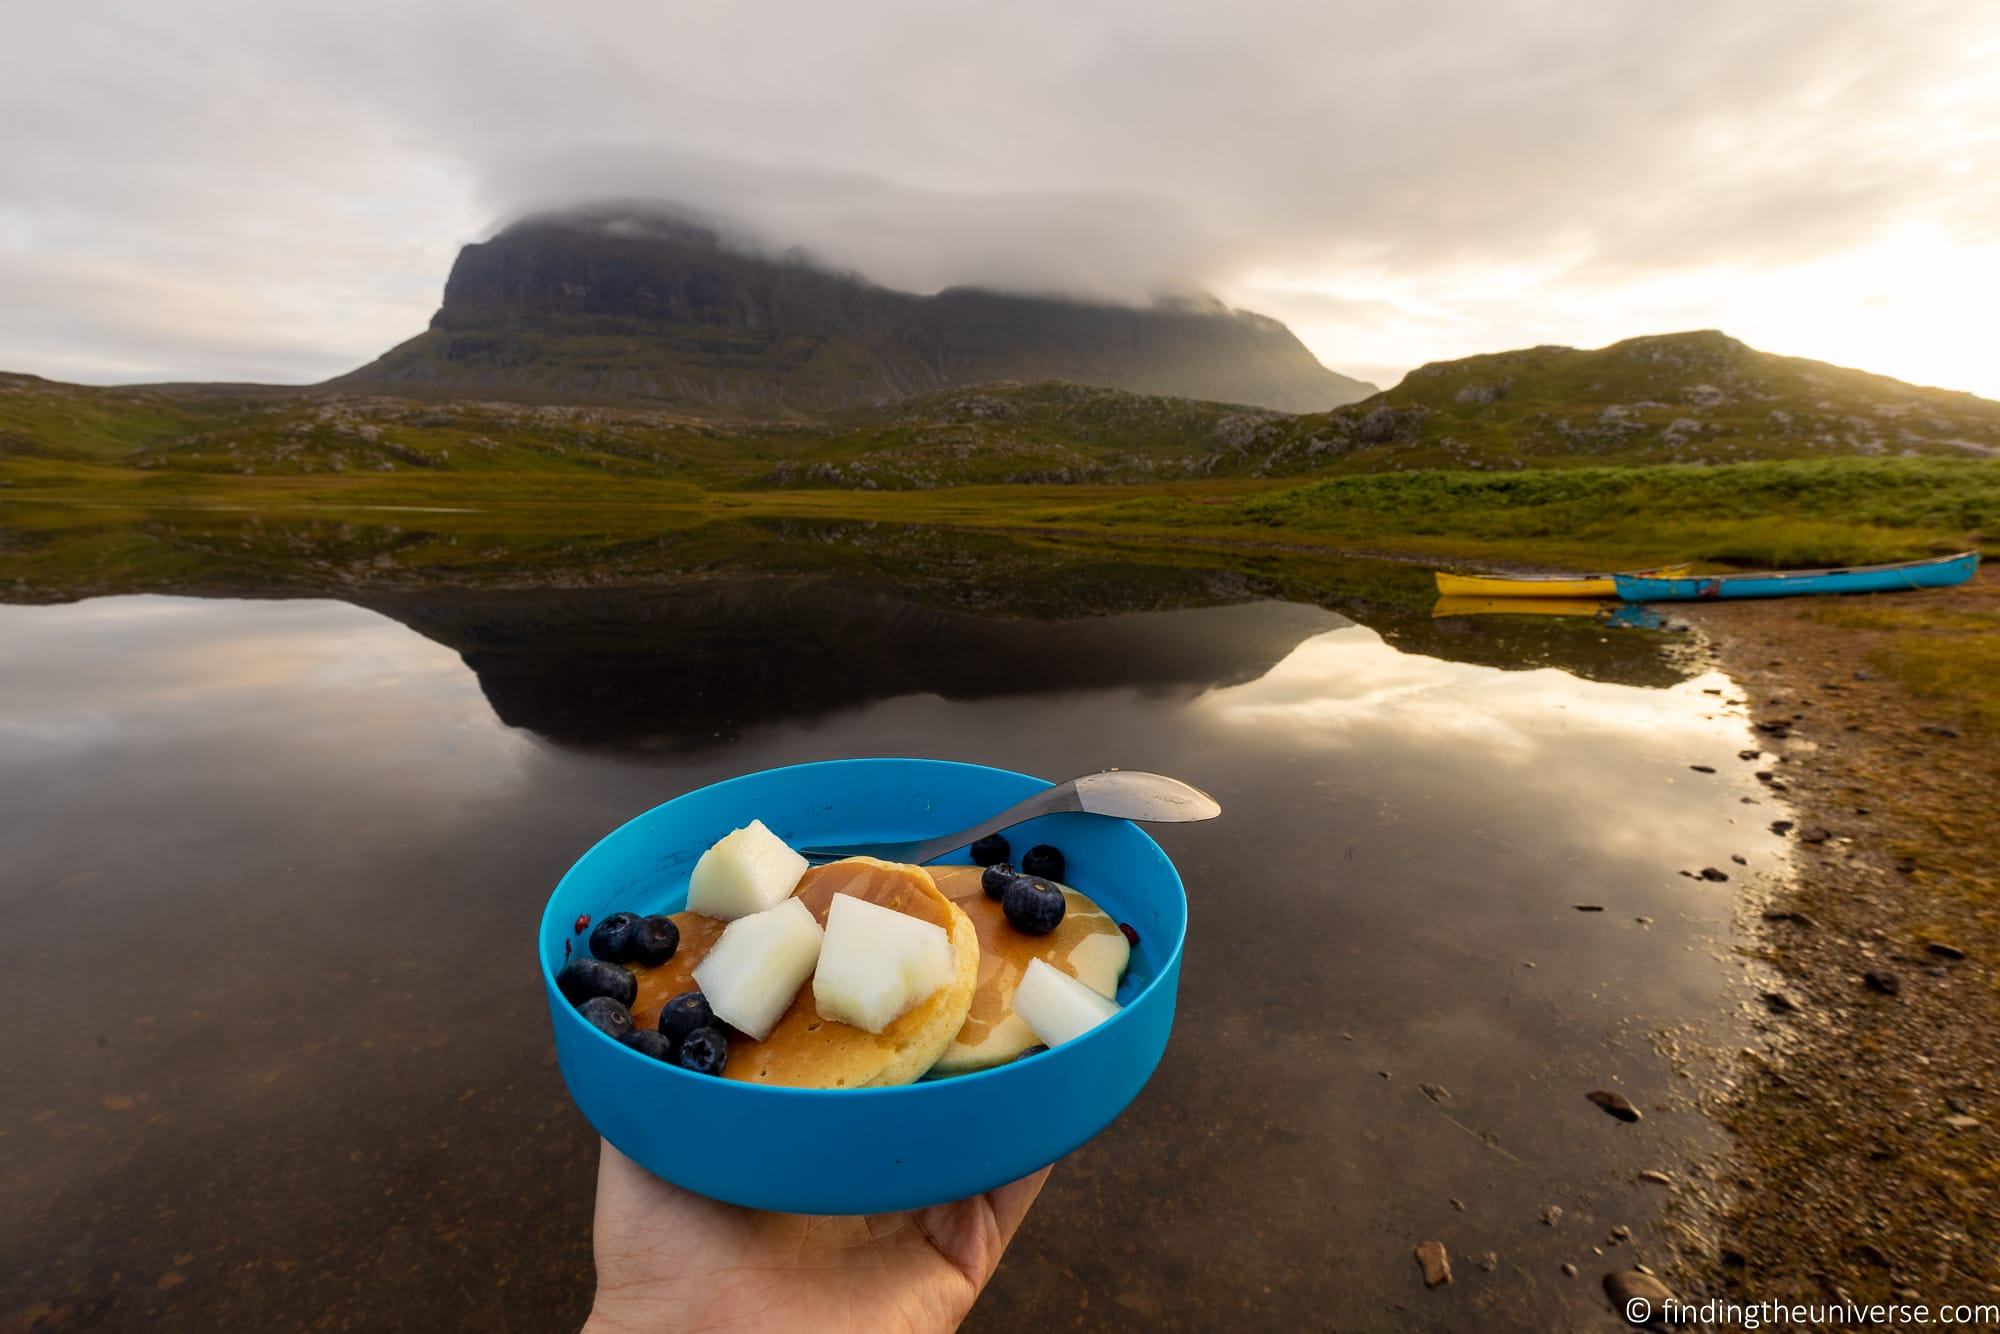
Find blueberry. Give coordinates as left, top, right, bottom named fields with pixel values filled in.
left=629, top=915, right=680, bottom=967
left=657, top=991, right=714, bottom=1046
left=968, top=833, right=1011, bottom=866
left=676, top=1026, right=729, bottom=1076
left=981, top=861, right=1017, bottom=900
left=621, top=1029, right=676, bottom=1062
left=577, top=995, right=633, bottom=1039
left=557, top=956, right=637, bottom=1008
left=1020, top=844, right=1065, bottom=880
left=589, top=911, right=641, bottom=962
left=1002, top=875, right=1066, bottom=936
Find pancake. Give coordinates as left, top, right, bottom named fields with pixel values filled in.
left=927, top=865, right=1131, bottom=1074
left=630, top=858, right=978, bottom=1088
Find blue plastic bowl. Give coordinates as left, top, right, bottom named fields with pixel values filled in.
left=539, top=758, right=1186, bottom=1214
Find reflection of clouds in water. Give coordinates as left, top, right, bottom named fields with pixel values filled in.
left=1196, top=624, right=1754, bottom=864
left=0, top=596, right=515, bottom=773
left=1201, top=624, right=1738, bottom=757
left=0, top=713, right=130, bottom=760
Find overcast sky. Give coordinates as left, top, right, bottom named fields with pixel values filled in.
left=4, top=0, right=1997, bottom=395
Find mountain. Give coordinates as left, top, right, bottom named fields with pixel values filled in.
left=332, top=208, right=1375, bottom=414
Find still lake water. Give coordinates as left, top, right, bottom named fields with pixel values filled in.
left=0, top=552, right=1782, bottom=1330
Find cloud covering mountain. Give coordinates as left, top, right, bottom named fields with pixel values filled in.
left=3, top=0, right=1996, bottom=393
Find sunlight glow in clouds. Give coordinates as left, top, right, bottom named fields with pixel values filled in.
left=1247, top=226, right=2000, bottom=396
left=2, top=0, right=1996, bottom=395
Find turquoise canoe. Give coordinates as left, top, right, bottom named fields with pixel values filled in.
left=1614, top=552, right=1980, bottom=602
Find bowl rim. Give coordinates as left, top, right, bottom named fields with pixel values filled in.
left=539, top=755, right=1189, bottom=1099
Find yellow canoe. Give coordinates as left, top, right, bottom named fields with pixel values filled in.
left=1432, top=564, right=1689, bottom=599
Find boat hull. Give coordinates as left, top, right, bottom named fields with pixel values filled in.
left=1614, top=553, right=1979, bottom=602
left=1434, top=564, right=1688, bottom=599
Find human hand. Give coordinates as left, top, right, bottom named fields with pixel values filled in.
left=583, top=1139, right=1051, bottom=1333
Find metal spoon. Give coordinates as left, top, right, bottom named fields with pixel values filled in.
left=798, top=770, right=1221, bottom=865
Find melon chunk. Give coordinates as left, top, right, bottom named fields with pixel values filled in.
left=811, top=893, right=954, bottom=1034
left=687, top=819, right=808, bottom=920
left=1014, top=956, right=1121, bottom=1049
left=692, top=896, right=823, bottom=1040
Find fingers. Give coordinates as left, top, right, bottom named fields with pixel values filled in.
left=910, top=1162, right=1056, bottom=1293
left=984, top=1165, right=1053, bottom=1246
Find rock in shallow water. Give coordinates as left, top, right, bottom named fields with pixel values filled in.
left=1414, top=1240, right=1452, bottom=1287
left=1588, top=1089, right=1642, bottom=1122
left=1604, top=1269, right=1677, bottom=1328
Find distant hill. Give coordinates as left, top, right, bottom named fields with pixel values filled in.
left=775, top=331, right=2000, bottom=485
left=6, top=332, right=1996, bottom=491
left=744, top=332, right=2000, bottom=488
left=1263, top=331, right=2000, bottom=472
left=332, top=208, right=1376, bottom=414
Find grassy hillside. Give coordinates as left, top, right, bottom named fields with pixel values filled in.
left=747, top=333, right=2000, bottom=485
left=0, top=372, right=1268, bottom=488
left=0, top=371, right=797, bottom=483
left=6, top=333, right=1999, bottom=501
left=778, top=383, right=1285, bottom=487
left=1254, top=331, right=2000, bottom=474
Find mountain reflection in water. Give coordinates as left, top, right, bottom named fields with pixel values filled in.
left=354, top=564, right=1689, bottom=749
left=363, top=585, right=1344, bottom=746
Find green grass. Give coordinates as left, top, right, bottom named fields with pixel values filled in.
left=1077, top=459, right=1997, bottom=568
left=5, top=456, right=1992, bottom=575
left=0, top=376, right=219, bottom=460
left=1809, top=601, right=2000, bottom=736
